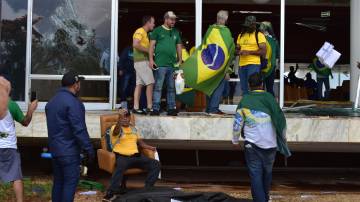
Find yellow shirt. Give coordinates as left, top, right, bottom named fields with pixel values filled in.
left=237, top=32, right=266, bottom=67
left=262, top=39, right=272, bottom=73
left=133, top=27, right=149, bottom=62
left=182, top=48, right=190, bottom=61
left=110, top=126, right=140, bottom=156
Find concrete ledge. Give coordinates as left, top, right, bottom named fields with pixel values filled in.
left=16, top=112, right=360, bottom=144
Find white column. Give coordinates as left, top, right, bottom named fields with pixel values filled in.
left=279, top=0, right=285, bottom=108
left=350, top=0, right=360, bottom=102
left=195, top=0, right=202, bottom=47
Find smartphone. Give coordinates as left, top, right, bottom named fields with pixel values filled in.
left=30, top=91, right=37, bottom=102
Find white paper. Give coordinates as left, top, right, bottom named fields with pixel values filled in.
left=316, top=42, right=341, bottom=68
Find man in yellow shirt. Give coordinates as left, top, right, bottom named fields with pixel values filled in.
left=132, top=16, right=155, bottom=115
left=103, top=111, right=160, bottom=201
left=237, top=16, right=267, bottom=95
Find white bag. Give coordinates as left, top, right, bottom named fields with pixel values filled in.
left=175, top=70, right=185, bottom=95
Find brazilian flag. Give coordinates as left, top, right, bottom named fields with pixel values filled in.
left=180, top=24, right=235, bottom=96
left=308, top=57, right=333, bottom=77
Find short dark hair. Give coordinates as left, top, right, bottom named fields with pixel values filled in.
left=248, top=72, right=263, bottom=88
left=142, top=16, right=154, bottom=26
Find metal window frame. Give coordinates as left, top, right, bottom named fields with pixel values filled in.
left=25, top=0, right=117, bottom=111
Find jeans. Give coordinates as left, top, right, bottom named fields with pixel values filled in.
left=153, top=67, right=176, bottom=111
left=109, top=154, right=161, bottom=192
left=206, top=79, right=226, bottom=113
left=118, top=73, right=135, bottom=102
left=264, top=70, right=275, bottom=96
left=244, top=142, right=277, bottom=202
left=317, top=77, right=330, bottom=100
left=52, top=155, right=80, bottom=202
left=239, top=65, right=261, bottom=95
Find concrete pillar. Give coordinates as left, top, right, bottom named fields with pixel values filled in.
left=350, top=0, right=360, bottom=102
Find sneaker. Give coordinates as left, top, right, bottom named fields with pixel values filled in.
left=150, top=110, right=160, bottom=116
left=145, top=108, right=153, bottom=115
left=208, top=111, right=226, bottom=116
left=132, top=108, right=146, bottom=115
left=167, top=109, right=178, bottom=116
left=102, top=191, right=117, bottom=202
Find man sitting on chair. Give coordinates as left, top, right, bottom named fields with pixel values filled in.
left=103, top=110, right=160, bottom=201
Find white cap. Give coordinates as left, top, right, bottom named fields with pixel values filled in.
left=164, top=11, right=177, bottom=19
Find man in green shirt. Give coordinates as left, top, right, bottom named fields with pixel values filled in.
left=0, top=83, right=38, bottom=202
left=149, top=11, right=182, bottom=116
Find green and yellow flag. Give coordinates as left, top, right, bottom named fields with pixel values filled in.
left=180, top=24, right=235, bottom=96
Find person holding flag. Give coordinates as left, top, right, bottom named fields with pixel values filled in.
left=259, top=21, right=279, bottom=96
left=180, top=10, right=235, bottom=114
left=308, top=57, right=333, bottom=100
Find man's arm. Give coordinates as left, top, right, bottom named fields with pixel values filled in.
left=133, top=39, right=148, bottom=54
left=0, top=77, right=10, bottom=119
left=176, top=44, right=182, bottom=64
left=137, top=138, right=156, bottom=151
left=232, top=109, right=245, bottom=145
left=21, top=100, right=38, bottom=126
left=68, top=102, right=94, bottom=158
left=149, top=40, right=157, bottom=69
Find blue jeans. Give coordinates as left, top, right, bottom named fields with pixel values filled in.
left=239, top=65, right=261, bottom=95
left=52, top=155, right=80, bottom=202
left=153, top=67, right=176, bottom=111
left=244, top=142, right=277, bottom=202
left=206, top=79, right=226, bottom=113
left=317, top=77, right=330, bottom=100
left=264, top=70, right=275, bottom=96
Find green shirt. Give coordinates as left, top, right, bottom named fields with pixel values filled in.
left=8, top=99, right=25, bottom=123
left=150, top=25, right=181, bottom=67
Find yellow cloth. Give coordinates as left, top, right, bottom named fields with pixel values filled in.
left=182, top=48, right=190, bottom=61
left=237, top=32, right=266, bottom=67
left=111, top=126, right=140, bottom=156
left=133, top=27, right=149, bottom=62
left=262, top=39, right=272, bottom=73
left=189, top=46, right=196, bottom=55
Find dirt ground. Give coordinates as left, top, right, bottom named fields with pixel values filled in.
left=2, top=177, right=360, bottom=202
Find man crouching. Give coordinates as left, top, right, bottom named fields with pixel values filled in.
left=103, top=110, right=160, bottom=201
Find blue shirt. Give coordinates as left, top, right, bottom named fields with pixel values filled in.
left=45, top=88, right=94, bottom=158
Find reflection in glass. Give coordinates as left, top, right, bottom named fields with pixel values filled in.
left=0, top=0, right=27, bottom=101
left=31, top=0, right=111, bottom=75
left=32, top=80, right=109, bottom=102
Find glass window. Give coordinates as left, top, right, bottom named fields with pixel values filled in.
left=0, top=0, right=28, bottom=101
left=31, top=80, right=109, bottom=102
left=31, top=0, right=112, bottom=75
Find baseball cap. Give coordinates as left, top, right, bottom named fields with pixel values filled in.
left=61, top=71, right=85, bottom=87
left=164, top=11, right=177, bottom=19
left=243, top=16, right=258, bottom=27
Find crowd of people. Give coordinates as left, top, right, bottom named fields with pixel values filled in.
left=116, top=10, right=280, bottom=116
left=1, top=9, right=352, bottom=202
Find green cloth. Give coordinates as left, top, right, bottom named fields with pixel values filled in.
left=149, top=26, right=181, bottom=67
left=262, top=35, right=279, bottom=78
left=8, top=99, right=25, bottom=123
left=180, top=24, right=235, bottom=96
left=308, top=57, right=333, bottom=78
left=238, top=91, right=291, bottom=157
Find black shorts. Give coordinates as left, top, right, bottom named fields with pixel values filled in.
left=0, top=148, right=23, bottom=183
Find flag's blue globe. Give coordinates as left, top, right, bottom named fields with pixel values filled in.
left=201, top=44, right=225, bottom=70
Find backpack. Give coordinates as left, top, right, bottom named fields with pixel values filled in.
left=240, top=30, right=268, bottom=70
left=104, top=126, right=138, bottom=152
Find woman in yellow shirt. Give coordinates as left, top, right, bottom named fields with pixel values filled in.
left=237, top=16, right=267, bottom=95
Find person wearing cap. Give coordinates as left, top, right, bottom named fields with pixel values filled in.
left=206, top=10, right=233, bottom=115
left=259, top=21, right=279, bottom=96
left=237, top=16, right=267, bottom=95
left=149, top=11, right=182, bottom=116
left=103, top=110, right=160, bottom=201
left=0, top=76, right=38, bottom=202
left=45, top=71, right=95, bottom=202
left=132, top=16, right=156, bottom=115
